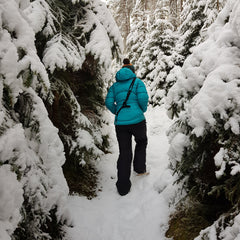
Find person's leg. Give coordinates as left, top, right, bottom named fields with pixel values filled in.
left=115, top=125, right=132, bottom=195
left=132, top=120, right=148, bottom=174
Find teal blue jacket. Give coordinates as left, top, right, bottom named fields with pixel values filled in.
left=105, top=68, right=148, bottom=125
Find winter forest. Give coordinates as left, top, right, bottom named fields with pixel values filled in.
left=1, top=0, right=240, bottom=239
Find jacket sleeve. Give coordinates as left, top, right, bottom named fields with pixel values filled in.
left=105, top=85, right=117, bottom=114
left=136, top=79, right=149, bottom=112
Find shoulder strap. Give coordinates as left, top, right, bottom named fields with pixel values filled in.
left=116, top=77, right=136, bottom=117
left=123, top=77, right=136, bottom=106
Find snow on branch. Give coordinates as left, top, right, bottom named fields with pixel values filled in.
left=43, top=33, right=86, bottom=73
left=90, top=0, right=123, bottom=50
left=24, top=0, right=56, bottom=36
left=167, top=0, right=240, bottom=184
left=0, top=0, right=50, bottom=103
left=82, top=0, right=123, bottom=68
left=84, top=10, right=112, bottom=67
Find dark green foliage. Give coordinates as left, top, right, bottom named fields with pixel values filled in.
left=22, top=68, right=34, bottom=88
left=44, top=67, right=106, bottom=196
left=64, top=55, right=105, bottom=113
left=11, top=163, right=22, bottom=181
left=97, top=134, right=111, bottom=154
left=209, top=132, right=240, bottom=206
left=168, top=115, right=240, bottom=239
left=14, top=92, right=39, bottom=134
left=3, top=84, right=13, bottom=110
left=173, top=111, right=240, bottom=206
left=17, top=47, right=27, bottom=60
left=41, top=208, right=66, bottom=239
left=35, top=31, right=49, bottom=61
left=178, top=4, right=206, bottom=61
left=176, top=131, right=220, bottom=192
left=173, top=118, right=233, bottom=194
left=13, top=203, right=65, bottom=240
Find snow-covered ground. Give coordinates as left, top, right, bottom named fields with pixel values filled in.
left=65, top=105, right=178, bottom=240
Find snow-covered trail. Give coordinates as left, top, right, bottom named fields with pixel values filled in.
left=65, top=105, right=177, bottom=240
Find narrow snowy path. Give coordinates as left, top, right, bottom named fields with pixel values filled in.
left=65, top=105, right=177, bottom=240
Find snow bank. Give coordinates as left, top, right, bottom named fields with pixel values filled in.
left=65, top=106, right=179, bottom=240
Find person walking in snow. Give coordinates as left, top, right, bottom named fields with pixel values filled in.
left=105, top=62, right=149, bottom=196
left=122, top=58, right=135, bottom=73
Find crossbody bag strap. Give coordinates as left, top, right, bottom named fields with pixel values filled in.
left=116, top=77, right=136, bottom=117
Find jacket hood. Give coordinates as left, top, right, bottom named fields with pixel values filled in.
left=115, top=67, right=136, bottom=82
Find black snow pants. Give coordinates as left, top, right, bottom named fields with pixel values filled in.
left=115, top=120, right=148, bottom=196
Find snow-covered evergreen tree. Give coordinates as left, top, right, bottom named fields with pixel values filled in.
left=0, top=0, right=122, bottom=238
left=166, top=0, right=240, bottom=238
left=174, top=0, right=226, bottom=66
left=158, top=0, right=227, bottom=108
left=124, top=0, right=225, bottom=107
left=25, top=0, right=123, bottom=197
left=0, top=0, right=70, bottom=239
left=137, top=2, right=176, bottom=105
left=126, top=8, right=148, bottom=70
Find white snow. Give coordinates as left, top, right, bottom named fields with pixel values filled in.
left=64, top=105, right=179, bottom=240
left=166, top=0, right=240, bottom=179
left=0, top=1, right=72, bottom=237
left=214, top=148, right=227, bottom=178
left=43, top=33, right=86, bottom=73
left=0, top=165, right=23, bottom=240
left=84, top=0, right=123, bottom=68
left=24, top=0, right=56, bottom=36
left=85, top=11, right=113, bottom=67
left=168, top=132, right=190, bottom=169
